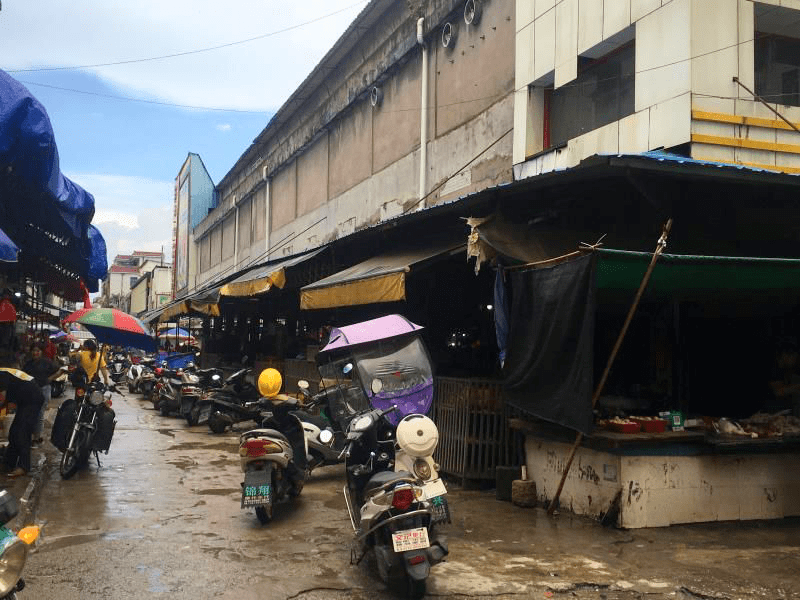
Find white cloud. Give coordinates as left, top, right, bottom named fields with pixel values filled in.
left=216, top=123, right=232, bottom=132
left=0, top=0, right=365, bottom=111
left=65, top=172, right=175, bottom=262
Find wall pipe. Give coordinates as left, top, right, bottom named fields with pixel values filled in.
left=417, top=17, right=428, bottom=208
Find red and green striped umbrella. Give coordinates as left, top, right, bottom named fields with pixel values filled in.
left=63, top=307, right=157, bottom=351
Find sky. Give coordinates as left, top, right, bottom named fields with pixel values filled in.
left=0, top=0, right=367, bottom=265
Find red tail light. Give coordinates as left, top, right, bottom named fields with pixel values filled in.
left=391, top=488, right=415, bottom=511
left=407, top=555, right=426, bottom=565
left=239, top=439, right=281, bottom=458
left=154, top=368, right=162, bottom=375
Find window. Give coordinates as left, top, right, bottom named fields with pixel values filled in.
left=755, top=4, right=800, bottom=107
left=130, top=277, right=138, bottom=289
left=546, top=41, right=635, bottom=148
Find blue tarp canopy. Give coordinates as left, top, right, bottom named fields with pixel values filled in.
left=0, top=227, right=19, bottom=263
left=0, top=69, right=107, bottom=297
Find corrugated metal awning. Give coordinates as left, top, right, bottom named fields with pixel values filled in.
left=219, top=247, right=326, bottom=298
left=300, top=241, right=464, bottom=310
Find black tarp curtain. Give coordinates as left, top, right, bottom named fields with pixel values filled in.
left=503, top=253, right=596, bottom=435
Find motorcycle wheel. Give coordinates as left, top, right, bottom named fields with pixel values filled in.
left=187, top=404, right=201, bottom=426
left=406, top=578, right=426, bottom=600
left=149, top=389, right=160, bottom=409
left=255, top=488, right=274, bottom=524
left=60, top=431, right=87, bottom=479
left=208, top=413, right=227, bottom=434
left=159, top=397, right=171, bottom=417
left=127, top=382, right=135, bottom=394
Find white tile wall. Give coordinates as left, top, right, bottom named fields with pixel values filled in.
left=618, top=109, right=651, bottom=153
left=631, top=0, right=662, bottom=22
left=737, top=0, right=755, bottom=93
left=554, top=0, right=579, bottom=88
left=513, top=87, right=530, bottom=163
left=517, top=0, right=535, bottom=31
left=650, top=92, right=692, bottom=149
left=635, top=0, right=691, bottom=111
left=516, top=22, right=536, bottom=89
left=534, top=8, right=556, bottom=81
left=603, top=0, right=632, bottom=38
left=578, top=0, right=604, bottom=54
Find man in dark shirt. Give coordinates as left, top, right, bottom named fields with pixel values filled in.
left=0, top=355, right=46, bottom=477
left=22, top=344, right=61, bottom=445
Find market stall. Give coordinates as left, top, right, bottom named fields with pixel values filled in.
left=505, top=247, right=800, bottom=528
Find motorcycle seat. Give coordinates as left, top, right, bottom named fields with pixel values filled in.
left=250, top=428, right=289, bottom=444
left=364, top=470, right=415, bottom=496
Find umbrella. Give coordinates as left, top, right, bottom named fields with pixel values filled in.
left=49, top=330, right=76, bottom=342
left=157, top=327, right=191, bottom=340
left=63, top=307, right=157, bottom=352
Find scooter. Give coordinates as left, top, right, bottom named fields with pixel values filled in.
left=181, top=368, right=222, bottom=425
left=296, top=380, right=345, bottom=473
left=239, top=396, right=308, bottom=524
left=51, top=360, right=68, bottom=398
left=0, top=490, right=40, bottom=598
left=314, top=315, right=449, bottom=598
left=108, top=353, right=129, bottom=384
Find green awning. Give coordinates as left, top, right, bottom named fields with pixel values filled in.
left=597, top=249, right=800, bottom=292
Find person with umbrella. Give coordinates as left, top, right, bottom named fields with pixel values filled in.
left=72, top=340, right=109, bottom=386
left=0, top=353, right=45, bottom=478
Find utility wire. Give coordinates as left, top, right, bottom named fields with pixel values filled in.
left=6, top=0, right=368, bottom=74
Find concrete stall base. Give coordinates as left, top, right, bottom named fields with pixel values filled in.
left=525, top=436, right=800, bottom=528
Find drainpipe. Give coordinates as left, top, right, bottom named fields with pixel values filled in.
left=417, top=17, right=428, bottom=209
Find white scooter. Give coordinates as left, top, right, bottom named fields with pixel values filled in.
left=239, top=396, right=308, bottom=524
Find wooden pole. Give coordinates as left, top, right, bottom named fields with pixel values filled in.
left=547, top=219, right=672, bottom=516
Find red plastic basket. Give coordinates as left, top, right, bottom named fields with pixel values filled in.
left=630, top=418, right=667, bottom=433
left=607, top=421, right=641, bottom=433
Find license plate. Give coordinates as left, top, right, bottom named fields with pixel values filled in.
left=241, top=483, right=271, bottom=507
left=391, top=527, right=430, bottom=552
left=421, top=478, right=447, bottom=500
left=241, top=470, right=271, bottom=508
left=199, top=406, right=211, bottom=422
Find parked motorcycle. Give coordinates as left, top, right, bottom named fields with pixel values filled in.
left=155, top=364, right=185, bottom=417
left=198, top=368, right=259, bottom=433
left=51, top=377, right=119, bottom=479
left=181, top=367, right=222, bottom=425
left=239, top=368, right=307, bottom=524
left=108, top=352, right=129, bottom=384
left=315, top=315, right=449, bottom=598
left=296, top=380, right=346, bottom=473
left=0, top=490, right=39, bottom=598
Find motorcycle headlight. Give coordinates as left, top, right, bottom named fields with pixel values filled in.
left=352, top=415, right=373, bottom=432
left=0, top=533, right=27, bottom=595
left=319, top=429, right=334, bottom=444
left=413, top=458, right=432, bottom=480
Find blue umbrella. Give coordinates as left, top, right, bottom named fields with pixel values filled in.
left=157, top=327, right=191, bottom=340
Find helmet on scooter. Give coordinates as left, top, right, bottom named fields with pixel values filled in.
left=258, top=368, right=282, bottom=398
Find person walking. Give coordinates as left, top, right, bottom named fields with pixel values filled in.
left=22, top=343, right=61, bottom=445
left=0, top=355, right=46, bottom=478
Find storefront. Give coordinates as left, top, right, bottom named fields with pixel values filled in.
left=503, top=248, right=800, bottom=528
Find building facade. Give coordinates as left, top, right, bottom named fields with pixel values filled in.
left=180, top=0, right=516, bottom=295
left=98, top=251, right=167, bottom=310
left=513, top=0, right=800, bottom=178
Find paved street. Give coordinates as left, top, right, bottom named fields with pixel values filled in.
left=7, top=391, right=800, bottom=599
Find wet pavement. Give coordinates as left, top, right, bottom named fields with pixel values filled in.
left=4, top=390, right=800, bottom=599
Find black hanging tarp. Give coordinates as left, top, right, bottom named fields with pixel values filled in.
left=503, top=253, right=596, bottom=435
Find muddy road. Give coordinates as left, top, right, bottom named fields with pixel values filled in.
left=17, top=391, right=800, bottom=599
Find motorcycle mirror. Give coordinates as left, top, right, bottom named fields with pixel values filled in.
left=342, top=363, right=353, bottom=375
left=297, top=380, right=309, bottom=390
left=319, top=429, right=334, bottom=444
left=371, top=378, right=383, bottom=394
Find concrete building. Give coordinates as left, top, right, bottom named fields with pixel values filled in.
left=99, top=251, right=167, bottom=310
left=180, top=0, right=516, bottom=294
left=513, top=0, right=800, bottom=177
left=129, top=264, right=173, bottom=317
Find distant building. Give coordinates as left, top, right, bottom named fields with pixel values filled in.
left=98, top=251, right=169, bottom=311
left=129, top=264, right=172, bottom=317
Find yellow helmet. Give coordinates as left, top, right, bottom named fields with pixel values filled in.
left=258, top=368, right=282, bottom=398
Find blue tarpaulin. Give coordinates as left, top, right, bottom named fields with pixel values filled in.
left=0, top=228, right=18, bottom=263
left=0, top=69, right=107, bottom=295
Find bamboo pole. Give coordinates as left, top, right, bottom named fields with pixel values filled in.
left=546, top=219, right=672, bottom=516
